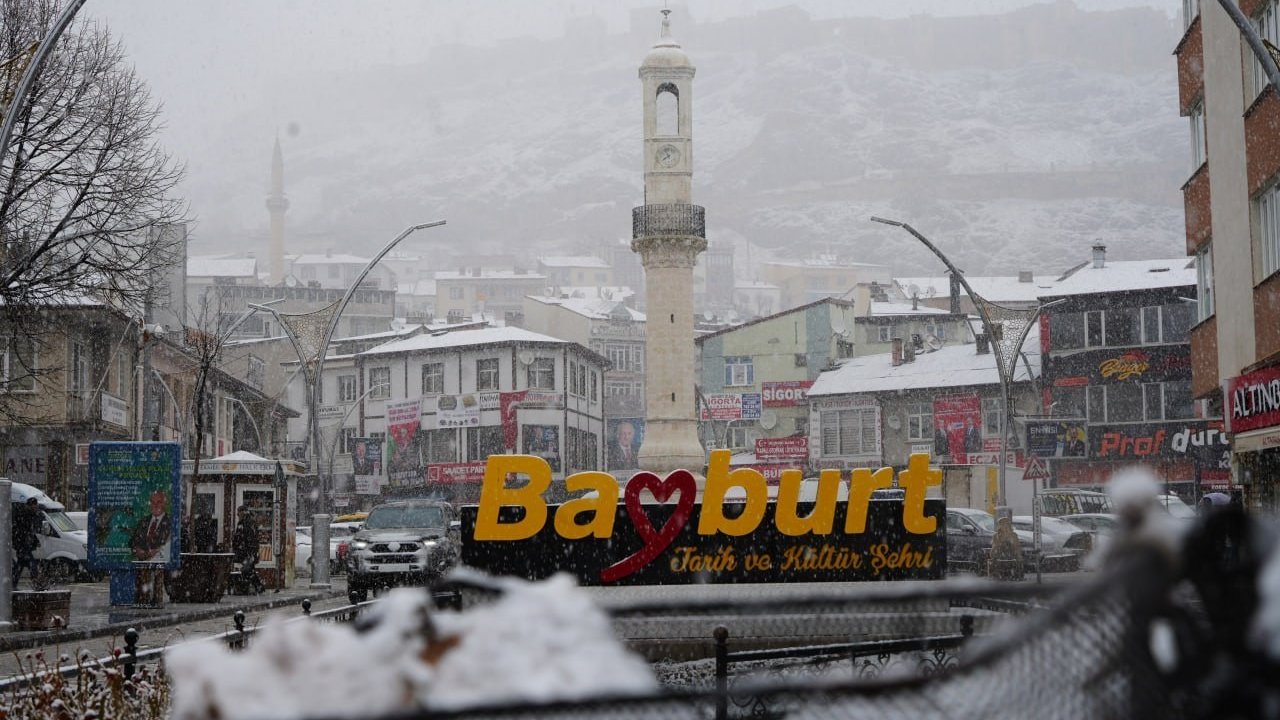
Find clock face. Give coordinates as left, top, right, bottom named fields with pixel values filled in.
left=656, top=144, right=681, bottom=169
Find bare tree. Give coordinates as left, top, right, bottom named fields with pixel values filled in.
left=0, top=0, right=186, bottom=311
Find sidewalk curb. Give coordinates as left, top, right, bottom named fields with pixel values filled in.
left=0, top=588, right=346, bottom=654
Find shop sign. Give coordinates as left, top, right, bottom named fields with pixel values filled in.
left=479, top=393, right=501, bottom=411
left=461, top=450, right=945, bottom=586
left=736, top=463, right=793, bottom=484
left=1025, top=420, right=1087, bottom=458
left=964, top=451, right=1025, bottom=468
left=1050, top=345, right=1190, bottom=385
left=317, top=404, right=345, bottom=419
left=426, top=461, right=488, bottom=484
left=700, top=393, right=762, bottom=421
left=3, top=445, right=47, bottom=485
left=1098, top=351, right=1150, bottom=381
left=76, top=443, right=90, bottom=466
left=434, top=394, right=482, bottom=428
left=1231, top=426, right=1280, bottom=454
left=1225, top=365, right=1280, bottom=434
left=1089, top=421, right=1230, bottom=467
left=100, top=392, right=127, bottom=427
left=755, top=436, right=809, bottom=461
left=762, top=381, right=814, bottom=408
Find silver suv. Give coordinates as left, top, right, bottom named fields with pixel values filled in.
left=345, top=500, right=457, bottom=602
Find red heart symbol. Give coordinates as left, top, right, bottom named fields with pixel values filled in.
left=599, top=469, right=696, bottom=583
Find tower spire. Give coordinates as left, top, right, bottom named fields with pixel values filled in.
left=266, top=135, right=289, bottom=285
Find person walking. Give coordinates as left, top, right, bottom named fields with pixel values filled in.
left=232, top=506, right=263, bottom=594
left=12, top=497, right=42, bottom=588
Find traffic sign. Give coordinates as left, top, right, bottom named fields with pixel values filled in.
left=1023, top=455, right=1050, bottom=482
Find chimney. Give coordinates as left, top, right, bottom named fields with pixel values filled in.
left=976, top=333, right=990, bottom=354
left=1018, top=271, right=1033, bottom=283
left=948, top=272, right=961, bottom=314
left=911, top=293, right=919, bottom=311
left=891, top=337, right=904, bottom=366
left=471, top=267, right=482, bottom=277
left=903, top=342, right=916, bottom=363
left=1091, top=242, right=1106, bottom=269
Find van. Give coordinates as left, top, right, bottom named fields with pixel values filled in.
left=9, top=482, right=89, bottom=582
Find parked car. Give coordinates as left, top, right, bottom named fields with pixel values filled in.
left=1061, top=513, right=1119, bottom=536
left=346, top=500, right=458, bottom=603
left=1155, top=494, right=1196, bottom=520
left=294, top=522, right=361, bottom=575
left=294, top=527, right=313, bottom=576
left=1011, top=516, right=1092, bottom=571
left=945, top=507, right=1034, bottom=574
left=1037, top=489, right=1113, bottom=517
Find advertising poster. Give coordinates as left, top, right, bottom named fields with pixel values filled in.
left=932, top=394, right=982, bottom=464
left=522, top=424, right=562, bottom=473
left=762, top=381, right=814, bottom=408
left=385, top=398, right=423, bottom=486
left=1026, top=420, right=1087, bottom=458
left=607, top=418, right=645, bottom=471
left=700, top=393, right=763, bottom=421
left=426, top=461, right=487, bottom=484
left=87, top=442, right=182, bottom=570
left=352, top=437, right=384, bottom=495
left=755, top=436, right=809, bottom=461
left=435, top=393, right=482, bottom=428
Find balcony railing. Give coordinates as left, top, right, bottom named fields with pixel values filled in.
left=632, top=203, right=706, bottom=239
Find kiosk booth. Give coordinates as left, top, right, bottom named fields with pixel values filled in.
left=181, top=451, right=304, bottom=589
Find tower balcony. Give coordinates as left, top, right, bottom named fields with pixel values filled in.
left=632, top=204, right=705, bottom=240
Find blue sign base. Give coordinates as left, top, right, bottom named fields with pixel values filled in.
left=108, top=570, right=136, bottom=606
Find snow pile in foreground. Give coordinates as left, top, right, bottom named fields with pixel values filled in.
left=167, top=574, right=655, bottom=720
left=1252, top=531, right=1280, bottom=662
left=1106, top=467, right=1184, bottom=560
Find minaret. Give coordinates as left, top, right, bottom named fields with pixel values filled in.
left=633, top=8, right=707, bottom=473
left=266, top=136, right=289, bottom=284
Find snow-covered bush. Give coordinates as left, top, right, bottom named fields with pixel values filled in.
left=0, top=647, right=169, bottom=720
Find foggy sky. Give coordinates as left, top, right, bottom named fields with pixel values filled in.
left=81, top=0, right=1180, bottom=256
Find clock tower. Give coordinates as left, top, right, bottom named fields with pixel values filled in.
left=632, top=8, right=707, bottom=474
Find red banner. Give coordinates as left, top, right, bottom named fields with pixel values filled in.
left=499, top=391, right=527, bottom=451
left=755, top=436, right=809, bottom=461
left=933, top=394, right=983, bottom=464
left=426, top=461, right=486, bottom=485
left=1226, top=365, right=1280, bottom=434
left=761, top=381, right=814, bottom=408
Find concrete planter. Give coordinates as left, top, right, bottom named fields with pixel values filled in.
left=12, top=590, right=72, bottom=631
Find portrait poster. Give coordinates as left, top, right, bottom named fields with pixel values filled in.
left=607, top=418, right=645, bottom=471
left=385, top=398, right=422, bottom=486
left=932, top=394, right=983, bottom=465
left=522, top=424, right=562, bottom=473
left=352, top=436, right=385, bottom=495
left=87, top=442, right=182, bottom=570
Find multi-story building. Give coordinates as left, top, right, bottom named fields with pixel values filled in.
left=194, top=283, right=397, bottom=342
left=1038, top=248, right=1215, bottom=494
left=537, top=256, right=614, bottom=289
left=433, top=269, right=547, bottom=326
left=759, top=258, right=891, bottom=312
left=893, top=272, right=1055, bottom=314
left=1175, top=0, right=1280, bottom=511
left=733, top=279, right=782, bottom=320
left=287, top=252, right=397, bottom=292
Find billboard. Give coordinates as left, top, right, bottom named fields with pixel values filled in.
left=1089, top=421, right=1230, bottom=468
left=1025, top=420, right=1088, bottom=459
left=88, top=442, right=182, bottom=570
left=700, top=393, right=762, bottom=421
left=933, top=394, right=983, bottom=464
left=762, top=381, right=814, bottom=408
left=385, top=398, right=422, bottom=486
left=352, top=437, right=384, bottom=495
left=433, top=393, right=482, bottom=428
left=755, top=436, right=809, bottom=461
left=607, top=418, right=645, bottom=471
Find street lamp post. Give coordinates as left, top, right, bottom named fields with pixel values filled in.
left=255, top=220, right=445, bottom=588
left=871, top=216, right=1042, bottom=513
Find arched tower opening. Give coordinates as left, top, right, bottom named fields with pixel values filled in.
left=656, top=82, right=679, bottom=136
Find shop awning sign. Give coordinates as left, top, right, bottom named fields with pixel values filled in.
left=1225, top=365, right=1280, bottom=434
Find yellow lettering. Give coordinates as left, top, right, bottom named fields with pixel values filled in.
left=899, top=453, right=942, bottom=534
left=774, top=468, right=839, bottom=536
left=474, top=455, right=552, bottom=541
left=554, top=471, right=618, bottom=539
left=844, top=466, right=894, bottom=533
left=698, top=450, right=767, bottom=536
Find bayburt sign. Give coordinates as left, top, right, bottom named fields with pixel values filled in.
left=461, top=450, right=944, bottom=585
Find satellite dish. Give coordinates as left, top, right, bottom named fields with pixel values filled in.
left=830, top=314, right=848, bottom=338
left=907, top=284, right=920, bottom=298
left=925, top=334, right=943, bottom=351
left=924, top=286, right=937, bottom=299
left=887, top=414, right=902, bottom=430
left=517, top=350, right=536, bottom=366
left=760, top=410, right=778, bottom=430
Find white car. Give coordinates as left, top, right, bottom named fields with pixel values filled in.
left=294, top=527, right=314, bottom=576
left=1011, top=515, right=1092, bottom=571
left=295, top=522, right=363, bottom=574
left=1155, top=494, right=1196, bottom=520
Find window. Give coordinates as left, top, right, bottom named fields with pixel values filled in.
left=820, top=407, right=878, bottom=456
left=1051, top=312, right=1084, bottom=351
left=247, top=356, right=266, bottom=390
left=338, top=427, right=358, bottom=455
left=1051, top=386, right=1087, bottom=419
left=449, top=286, right=464, bottom=300
left=590, top=371, right=598, bottom=402
left=1162, top=303, right=1193, bottom=343
left=1104, top=307, right=1138, bottom=347
left=1189, top=101, right=1205, bottom=171
left=337, top=374, right=357, bottom=403
left=606, top=381, right=637, bottom=397
left=467, top=425, right=504, bottom=461
left=423, top=428, right=456, bottom=463
left=876, top=326, right=892, bottom=343
left=1196, top=245, right=1215, bottom=321
left=982, top=397, right=1003, bottom=438
left=728, top=425, right=750, bottom=450
left=69, top=340, right=89, bottom=393
left=528, top=357, right=555, bottom=390
left=1252, top=2, right=1280, bottom=100
left=422, top=362, right=444, bottom=395
left=368, top=367, right=391, bottom=399
left=607, top=344, right=630, bottom=371
left=117, top=353, right=130, bottom=397
left=906, top=403, right=933, bottom=442
left=569, top=360, right=579, bottom=396
left=578, top=364, right=587, bottom=399
left=1085, top=311, right=1104, bottom=348
left=477, top=358, right=499, bottom=391
left=1261, top=182, right=1280, bottom=279
left=656, top=83, right=678, bottom=136
left=1143, top=382, right=1164, bottom=421
left=328, top=265, right=340, bottom=279
left=724, top=356, right=754, bottom=387
left=2, top=337, right=37, bottom=393
left=1163, top=381, right=1196, bottom=420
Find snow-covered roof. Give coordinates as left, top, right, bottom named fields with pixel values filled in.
left=291, top=253, right=372, bottom=265
left=551, top=286, right=636, bottom=302
left=362, top=326, right=569, bottom=356
left=1043, top=258, right=1196, bottom=297
left=188, top=256, right=258, bottom=278
left=435, top=270, right=547, bottom=280
left=537, top=256, right=610, bottom=268
left=894, top=275, right=1056, bottom=304
left=397, top=279, right=437, bottom=296
left=809, top=335, right=1040, bottom=396
left=765, top=258, right=886, bottom=269
left=335, top=325, right=424, bottom=343
left=868, top=301, right=951, bottom=317
left=735, top=280, right=780, bottom=290
left=527, top=295, right=645, bottom=322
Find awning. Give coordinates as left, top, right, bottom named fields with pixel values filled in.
left=1231, top=425, right=1280, bottom=454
